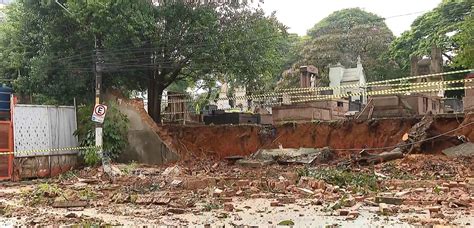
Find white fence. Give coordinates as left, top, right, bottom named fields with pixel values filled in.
left=13, top=105, right=78, bottom=157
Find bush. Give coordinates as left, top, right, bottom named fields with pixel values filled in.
left=74, top=101, right=129, bottom=166
left=303, top=167, right=379, bottom=193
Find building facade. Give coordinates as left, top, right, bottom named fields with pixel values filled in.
left=329, top=56, right=367, bottom=104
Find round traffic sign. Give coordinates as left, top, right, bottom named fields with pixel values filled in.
left=94, top=104, right=107, bottom=116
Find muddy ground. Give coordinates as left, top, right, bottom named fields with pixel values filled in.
left=0, top=154, right=472, bottom=227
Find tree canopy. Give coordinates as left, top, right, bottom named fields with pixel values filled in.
left=282, top=8, right=397, bottom=87
left=389, top=0, right=473, bottom=71
left=0, top=0, right=288, bottom=121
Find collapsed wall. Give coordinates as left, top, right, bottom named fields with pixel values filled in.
left=105, top=91, right=179, bottom=165
left=161, top=115, right=470, bottom=160
left=113, top=88, right=472, bottom=163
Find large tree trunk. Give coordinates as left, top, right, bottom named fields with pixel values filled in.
left=150, top=84, right=164, bottom=123
left=148, top=71, right=155, bottom=117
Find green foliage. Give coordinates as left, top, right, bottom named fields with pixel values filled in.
left=23, top=183, right=62, bottom=206
left=453, top=10, right=474, bottom=68
left=389, top=0, right=473, bottom=71
left=202, top=203, right=220, bottom=212
left=75, top=101, right=129, bottom=166
left=0, top=0, right=287, bottom=121
left=305, top=167, right=378, bottom=193
left=283, top=8, right=398, bottom=84
left=78, top=187, right=97, bottom=200
left=0, top=1, right=96, bottom=105
left=120, top=161, right=138, bottom=175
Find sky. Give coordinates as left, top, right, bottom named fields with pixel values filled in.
left=260, top=0, right=442, bottom=36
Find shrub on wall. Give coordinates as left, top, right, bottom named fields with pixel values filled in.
left=75, top=101, right=129, bottom=166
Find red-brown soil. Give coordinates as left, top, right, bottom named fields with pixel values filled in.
left=158, top=116, right=471, bottom=160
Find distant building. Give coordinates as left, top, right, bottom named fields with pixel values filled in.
left=272, top=65, right=350, bottom=123
left=464, top=72, right=474, bottom=112
left=410, top=46, right=444, bottom=98
left=357, top=47, right=445, bottom=119
left=329, top=56, right=367, bottom=105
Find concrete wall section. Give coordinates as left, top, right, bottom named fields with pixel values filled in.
left=116, top=101, right=179, bottom=165
left=13, top=154, right=78, bottom=179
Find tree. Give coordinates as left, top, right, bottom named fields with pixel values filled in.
left=0, top=0, right=287, bottom=122
left=0, top=0, right=97, bottom=104
left=297, top=8, right=397, bottom=83
left=389, top=0, right=473, bottom=72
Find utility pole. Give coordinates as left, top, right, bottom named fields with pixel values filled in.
left=95, top=36, right=112, bottom=178
left=94, top=37, right=103, bottom=156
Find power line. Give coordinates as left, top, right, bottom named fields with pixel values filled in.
left=383, top=10, right=428, bottom=20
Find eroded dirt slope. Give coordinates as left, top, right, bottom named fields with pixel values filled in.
left=159, top=116, right=470, bottom=160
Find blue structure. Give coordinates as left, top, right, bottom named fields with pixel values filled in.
left=0, top=85, right=12, bottom=113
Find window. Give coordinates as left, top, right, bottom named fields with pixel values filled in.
left=337, top=102, right=344, bottom=107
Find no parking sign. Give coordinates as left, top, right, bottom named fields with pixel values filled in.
left=91, top=104, right=108, bottom=123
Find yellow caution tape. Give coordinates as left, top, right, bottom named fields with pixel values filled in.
left=162, top=78, right=474, bottom=105
left=162, top=85, right=473, bottom=115
left=276, top=69, right=474, bottom=92
left=286, top=85, right=474, bottom=105
left=0, top=145, right=101, bottom=156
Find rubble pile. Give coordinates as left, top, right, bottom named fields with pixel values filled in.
left=0, top=154, right=472, bottom=226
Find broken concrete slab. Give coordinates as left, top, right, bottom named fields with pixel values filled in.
left=235, top=159, right=274, bottom=168
left=250, top=147, right=333, bottom=165
left=442, top=142, right=474, bottom=157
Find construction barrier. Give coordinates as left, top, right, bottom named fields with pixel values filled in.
left=0, top=145, right=101, bottom=157
left=161, top=72, right=474, bottom=104
left=161, top=83, right=473, bottom=115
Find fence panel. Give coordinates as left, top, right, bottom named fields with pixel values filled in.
left=13, top=105, right=78, bottom=157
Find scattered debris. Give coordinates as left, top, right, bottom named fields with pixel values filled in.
left=162, top=165, right=181, bottom=176
left=250, top=147, right=333, bottom=165
left=375, top=196, right=403, bottom=205
left=348, top=149, right=404, bottom=166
